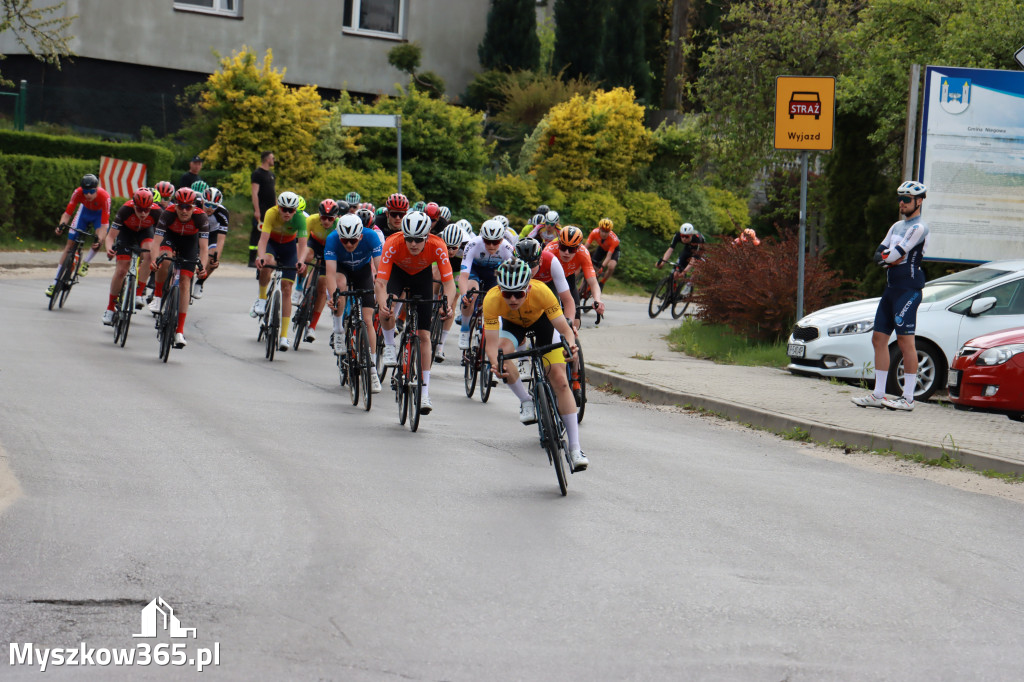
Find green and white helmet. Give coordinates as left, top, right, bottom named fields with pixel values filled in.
left=496, top=258, right=532, bottom=291
left=190, top=180, right=209, bottom=194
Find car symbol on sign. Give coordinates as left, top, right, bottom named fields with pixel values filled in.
left=789, top=92, right=821, bottom=119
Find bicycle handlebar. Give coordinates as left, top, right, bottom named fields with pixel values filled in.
left=498, top=338, right=571, bottom=365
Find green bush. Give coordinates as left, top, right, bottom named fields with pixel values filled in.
left=622, top=190, right=680, bottom=240
left=704, top=186, right=751, bottom=237
left=0, top=130, right=174, bottom=185
left=565, top=190, right=626, bottom=231
left=0, top=154, right=97, bottom=241
left=613, top=221, right=665, bottom=288
left=296, top=166, right=419, bottom=209
left=485, top=174, right=541, bottom=225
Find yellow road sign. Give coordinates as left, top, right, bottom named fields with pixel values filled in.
left=775, top=76, right=835, bottom=151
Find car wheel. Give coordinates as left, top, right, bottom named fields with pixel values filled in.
left=889, top=340, right=945, bottom=402
left=1008, top=412, right=1024, bottom=422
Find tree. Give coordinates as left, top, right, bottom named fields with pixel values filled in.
left=598, top=0, right=652, bottom=102
left=0, top=0, right=74, bottom=87
left=552, top=0, right=607, bottom=81
left=387, top=43, right=445, bottom=99
left=198, top=47, right=328, bottom=186
left=478, top=0, right=539, bottom=72
left=661, top=0, right=691, bottom=111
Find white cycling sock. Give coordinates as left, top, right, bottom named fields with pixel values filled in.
left=509, top=379, right=530, bottom=402
left=902, top=374, right=916, bottom=402
left=440, top=329, right=449, bottom=345
left=83, top=248, right=98, bottom=264
left=561, top=411, right=580, bottom=450
left=873, top=370, right=888, bottom=398
left=421, top=370, right=430, bottom=398
left=383, top=327, right=395, bottom=345
left=333, top=314, right=343, bottom=333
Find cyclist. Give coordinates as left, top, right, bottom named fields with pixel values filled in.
left=544, top=225, right=605, bottom=328
left=325, top=212, right=384, bottom=394
left=491, top=214, right=519, bottom=246
left=518, top=213, right=545, bottom=240
left=411, top=201, right=427, bottom=213
left=374, top=211, right=456, bottom=414
left=345, top=191, right=361, bottom=210
left=457, top=219, right=515, bottom=352
left=517, top=237, right=576, bottom=325
left=253, top=191, right=309, bottom=351
left=101, top=188, right=161, bottom=324
left=484, top=258, right=588, bottom=472
left=148, top=187, right=209, bottom=349
left=194, top=187, right=228, bottom=300
left=295, top=198, right=346, bottom=343
left=586, top=218, right=620, bottom=286
left=439, top=222, right=471, bottom=349
left=732, top=228, right=760, bottom=246
left=528, top=210, right=560, bottom=245
left=373, top=193, right=409, bottom=238
left=657, top=222, right=706, bottom=289
left=47, top=174, right=111, bottom=297
left=425, top=202, right=450, bottom=235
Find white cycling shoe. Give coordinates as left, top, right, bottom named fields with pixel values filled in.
left=173, top=332, right=187, bottom=349
left=102, top=309, right=114, bottom=325
left=370, top=373, right=382, bottom=394
left=519, top=399, right=537, bottom=424
left=568, top=449, right=589, bottom=472
left=382, top=345, right=398, bottom=367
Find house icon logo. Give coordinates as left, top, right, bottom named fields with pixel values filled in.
left=939, top=77, right=971, bottom=115
left=132, top=597, right=197, bottom=639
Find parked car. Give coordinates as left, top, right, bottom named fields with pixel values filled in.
left=948, top=327, right=1024, bottom=421
left=786, top=260, right=1024, bottom=401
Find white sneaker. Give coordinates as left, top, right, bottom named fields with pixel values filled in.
left=193, top=280, right=204, bottom=300
left=568, top=448, right=589, bottom=472
left=173, top=332, right=187, bottom=349
left=370, top=372, right=382, bottom=394
left=382, top=345, right=398, bottom=367
left=434, top=346, right=445, bottom=362
left=458, top=331, right=470, bottom=350
left=420, top=395, right=433, bottom=414
left=291, top=288, right=303, bottom=305
left=148, top=297, right=161, bottom=314
left=304, top=327, right=316, bottom=342
left=279, top=336, right=290, bottom=351
left=252, top=298, right=267, bottom=317
left=851, top=393, right=886, bottom=408
left=332, top=333, right=344, bottom=356
left=102, top=309, right=114, bottom=325
left=519, top=399, right=537, bottom=424
left=134, top=295, right=146, bottom=309
left=882, top=396, right=915, bottom=411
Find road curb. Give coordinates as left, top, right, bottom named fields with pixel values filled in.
left=587, top=367, right=1023, bottom=476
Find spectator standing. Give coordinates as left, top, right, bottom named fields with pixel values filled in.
left=177, top=155, right=204, bottom=191
left=249, top=151, right=276, bottom=268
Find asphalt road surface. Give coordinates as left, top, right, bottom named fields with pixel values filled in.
left=2, top=270, right=1024, bottom=680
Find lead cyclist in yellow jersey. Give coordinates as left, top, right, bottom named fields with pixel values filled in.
left=253, top=191, right=308, bottom=350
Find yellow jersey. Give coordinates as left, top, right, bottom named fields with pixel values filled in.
left=261, top=206, right=308, bottom=243
left=306, top=213, right=335, bottom=244
left=483, top=280, right=563, bottom=331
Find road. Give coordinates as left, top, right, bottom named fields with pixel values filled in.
left=2, top=269, right=1024, bottom=680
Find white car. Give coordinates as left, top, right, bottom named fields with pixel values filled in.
left=786, top=260, right=1024, bottom=400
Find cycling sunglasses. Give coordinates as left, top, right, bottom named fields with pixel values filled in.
left=898, top=196, right=915, bottom=204
left=501, top=290, right=527, bottom=300
left=82, top=189, right=97, bottom=195
left=558, top=244, right=578, bottom=253
left=388, top=211, right=406, bottom=218
left=279, top=207, right=296, bottom=214
left=340, top=238, right=360, bottom=246
left=483, top=238, right=503, bottom=246
left=404, top=236, right=425, bottom=244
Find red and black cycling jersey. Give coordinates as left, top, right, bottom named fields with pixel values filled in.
left=154, top=208, right=210, bottom=238
left=112, top=202, right=163, bottom=232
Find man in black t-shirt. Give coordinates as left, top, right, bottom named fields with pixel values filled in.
left=177, top=155, right=203, bottom=192
left=249, top=151, right=276, bottom=267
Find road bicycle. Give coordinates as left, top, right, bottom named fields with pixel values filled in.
left=577, top=270, right=604, bottom=325
left=153, top=252, right=200, bottom=363
left=291, top=252, right=325, bottom=351
left=648, top=261, right=696, bottom=319
left=499, top=334, right=575, bottom=496
left=334, top=289, right=375, bottom=412
left=566, top=331, right=588, bottom=422
left=387, top=293, right=448, bottom=433
left=112, top=244, right=144, bottom=348
left=48, top=221, right=94, bottom=311
left=460, top=289, right=495, bottom=402
left=255, top=265, right=295, bottom=361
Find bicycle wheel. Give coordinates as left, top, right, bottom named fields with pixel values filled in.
left=48, top=257, right=69, bottom=311
left=463, top=347, right=478, bottom=398
left=266, top=290, right=281, bottom=361
left=57, top=248, right=78, bottom=309
left=407, top=338, right=422, bottom=432
left=573, top=342, right=588, bottom=423
left=648, top=276, right=672, bottom=318
left=347, top=325, right=360, bottom=406
left=358, top=323, right=373, bottom=412
left=671, top=288, right=693, bottom=319
left=429, top=306, right=443, bottom=360
left=396, top=334, right=409, bottom=426
left=159, top=287, right=178, bottom=363
left=117, top=270, right=136, bottom=347
left=292, top=283, right=315, bottom=351
left=376, top=324, right=387, bottom=381
left=538, top=382, right=568, bottom=496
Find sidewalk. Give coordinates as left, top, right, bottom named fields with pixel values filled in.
left=584, top=316, right=1024, bottom=476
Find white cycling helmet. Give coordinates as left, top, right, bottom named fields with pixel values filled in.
left=440, top=223, right=466, bottom=248
left=495, top=258, right=532, bottom=292
left=480, top=219, right=506, bottom=241
left=336, top=213, right=363, bottom=239
left=531, top=213, right=545, bottom=226
left=897, top=180, right=927, bottom=197
left=401, top=210, right=432, bottom=239
left=492, top=214, right=510, bottom=229
left=438, top=205, right=451, bottom=221
left=544, top=210, right=559, bottom=225
left=679, top=222, right=696, bottom=236
left=277, top=191, right=301, bottom=210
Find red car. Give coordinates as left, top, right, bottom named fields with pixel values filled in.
left=948, top=327, right=1024, bottom=421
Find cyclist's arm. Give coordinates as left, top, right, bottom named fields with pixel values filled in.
left=255, top=230, right=271, bottom=265
left=548, top=258, right=576, bottom=323
left=296, top=236, right=309, bottom=274
left=324, top=257, right=340, bottom=310
left=250, top=183, right=261, bottom=222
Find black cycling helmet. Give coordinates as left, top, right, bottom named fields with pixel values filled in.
left=536, top=204, right=550, bottom=216
left=81, top=174, right=99, bottom=190
left=514, top=237, right=543, bottom=266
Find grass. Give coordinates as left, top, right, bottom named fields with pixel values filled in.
left=631, top=352, right=654, bottom=361
left=667, top=319, right=789, bottom=368
left=601, top=278, right=649, bottom=297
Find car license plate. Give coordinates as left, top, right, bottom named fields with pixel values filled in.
left=948, top=369, right=960, bottom=388
left=787, top=343, right=805, bottom=359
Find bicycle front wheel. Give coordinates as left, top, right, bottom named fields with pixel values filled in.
left=347, top=327, right=360, bottom=406
left=159, top=287, right=178, bottom=363
left=358, top=322, right=373, bottom=412
left=407, top=338, right=422, bottom=432
left=117, top=272, right=136, bottom=347
left=266, top=290, right=281, bottom=361
left=538, top=382, right=568, bottom=496
left=573, top=342, right=587, bottom=423
left=463, top=347, right=478, bottom=398
left=648, top=276, right=671, bottom=318
left=396, top=336, right=409, bottom=426
left=671, top=288, right=692, bottom=319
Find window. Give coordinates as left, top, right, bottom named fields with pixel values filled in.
left=950, top=279, right=1024, bottom=316
left=343, top=0, right=405, bottom=39
left=174, top=0, right=242, bottom=18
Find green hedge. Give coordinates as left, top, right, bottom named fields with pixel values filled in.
left=0, top=130, right=174, bottom=186
left=0, top=154, right=97, bottom=241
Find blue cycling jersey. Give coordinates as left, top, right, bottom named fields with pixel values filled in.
left=324, top=229, right=383, bottom=270
left=880, top=217, right=929, bottom=289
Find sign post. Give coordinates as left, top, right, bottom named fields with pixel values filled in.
left=339, top=113, right=403, bottom=193
left=774, top=76, right=836, bottom=320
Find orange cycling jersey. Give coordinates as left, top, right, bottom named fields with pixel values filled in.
left=544, top=240, right=596, bottom=279
left=587, top=228, right=620, bottom=252
left=376, top=232, right=454, bottom=281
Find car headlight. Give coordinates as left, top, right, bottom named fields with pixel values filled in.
left=975, top=344, right=1024, bottom=366
left=828, top=319, right=874, bottom=336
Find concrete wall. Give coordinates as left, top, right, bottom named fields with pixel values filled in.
left=0, top=0, right=488, bottom=97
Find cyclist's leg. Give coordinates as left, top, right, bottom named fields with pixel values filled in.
left=498, top=322, right=531, bottom=402
left=175, top=235, right=201, bottom=339
left=107, top=230, right=133, bottom=313
left=602, top=246, right=619, bottom=283
left=273, top=241, right=299, bottom=334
